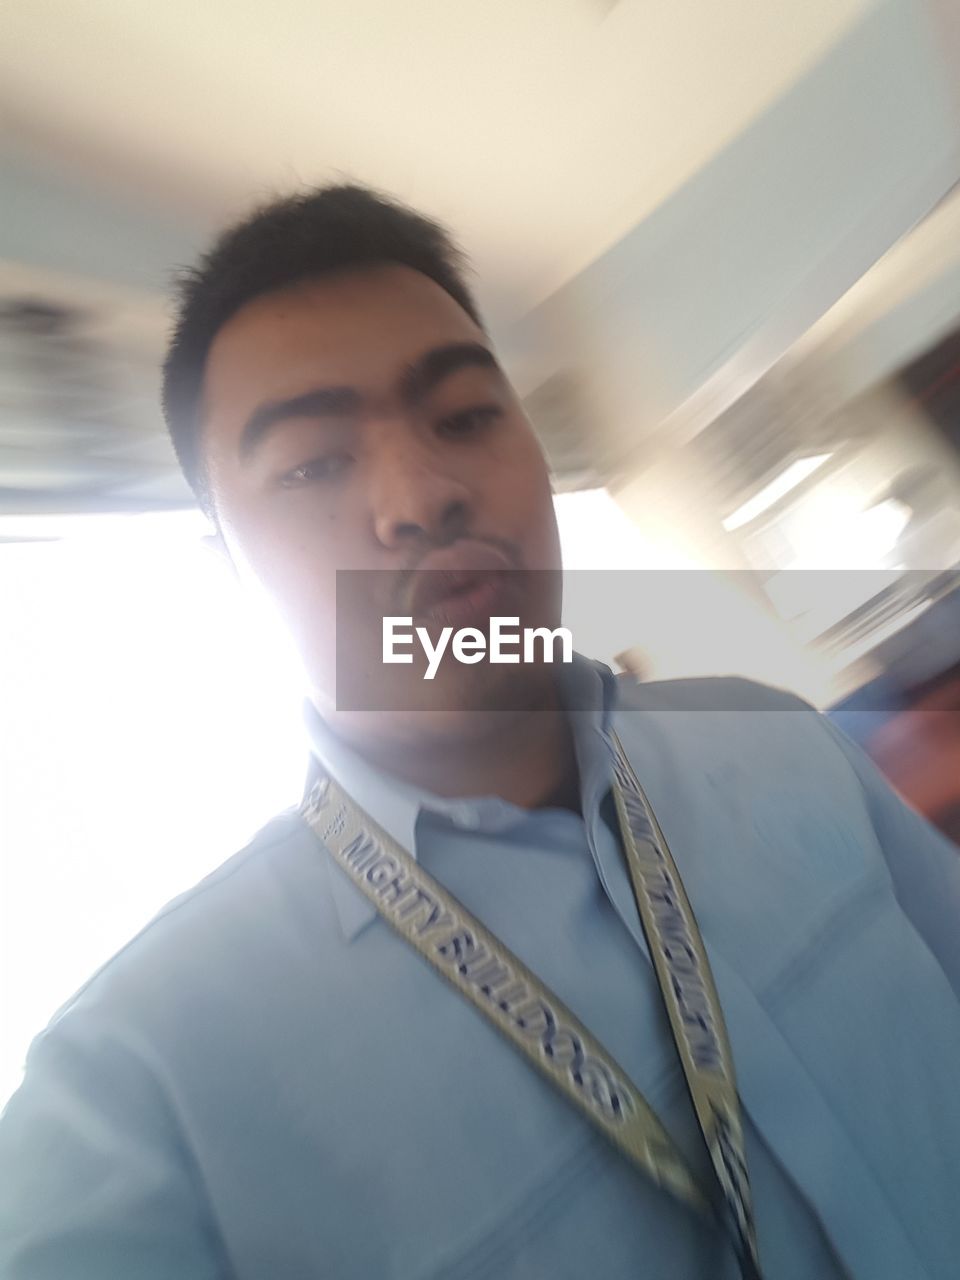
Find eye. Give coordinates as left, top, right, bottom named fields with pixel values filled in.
left=279, top=453, right=352, bottom=488
left=437, top=405, right=502, bottom=438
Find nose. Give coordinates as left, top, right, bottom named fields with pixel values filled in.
left=369, top=433, right=473, bottom=550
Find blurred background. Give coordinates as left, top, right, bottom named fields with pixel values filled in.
left=3, top=0, right=960, bottom=1102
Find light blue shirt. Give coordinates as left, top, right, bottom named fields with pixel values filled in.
left=2, top=658, right=959, bottom=1279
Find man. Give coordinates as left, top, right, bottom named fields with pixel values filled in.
left=1, top=184, right=959, bottom=1279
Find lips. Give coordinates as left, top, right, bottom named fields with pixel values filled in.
left=405, top=541, right=517, bottom=629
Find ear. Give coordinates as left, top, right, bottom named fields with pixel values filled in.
left=201, top=530, right=226, bottom=555
left=201, top=528, right=239, bottom=579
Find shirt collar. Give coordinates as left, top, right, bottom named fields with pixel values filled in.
left=304, top=654, right=619, bottom=942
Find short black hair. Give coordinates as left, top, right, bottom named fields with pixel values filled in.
left=162, top=183, right=483, bottom=512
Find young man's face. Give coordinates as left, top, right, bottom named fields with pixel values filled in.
left=200, top=264, right=563, bottom=746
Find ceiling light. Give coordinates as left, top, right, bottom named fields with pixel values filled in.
left=722, top=454, right=833, bottom=532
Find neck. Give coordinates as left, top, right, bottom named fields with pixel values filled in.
left=332, top=693, right=582, bottom=814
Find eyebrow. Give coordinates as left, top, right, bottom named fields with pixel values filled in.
left=237, top=341, right=500, bottom=462
left=397, top=341, right=499, bottom=405
left=238, top=386, right=361, bottom=461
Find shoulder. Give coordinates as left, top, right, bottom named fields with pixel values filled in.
left=38, top=807, right=330, bottom=1047
left=611, top=672, right=856, bottom=809
left=614, top=671, right=812, bottom=714
left=610, top=675, right=899, bottom=948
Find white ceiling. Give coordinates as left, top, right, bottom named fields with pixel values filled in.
left=12, top=0, right=960, bottom=521
left=3, top=0, right=870, bottom=322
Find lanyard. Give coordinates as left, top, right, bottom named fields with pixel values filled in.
left=299, top=732, right=762, bottom=1279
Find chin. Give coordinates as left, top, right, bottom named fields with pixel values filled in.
left=326, top=660, right=560, bottom=750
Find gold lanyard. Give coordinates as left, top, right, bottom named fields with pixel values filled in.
left=610, top=736, right=761, bottom=1278
left=300, top=732, right=762, bottom=1278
